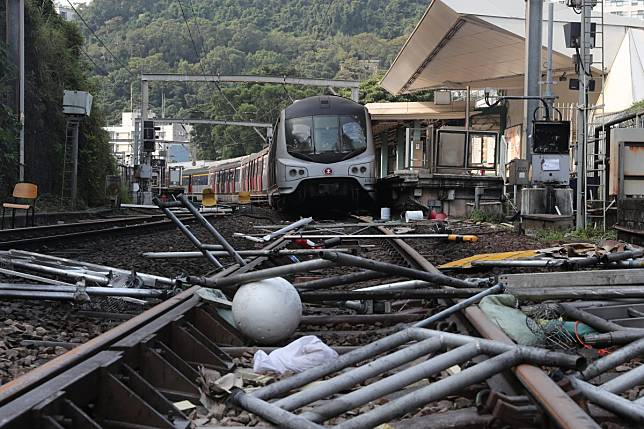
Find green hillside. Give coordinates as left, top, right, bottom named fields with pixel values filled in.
left=78, top=0, right=430, bottom=158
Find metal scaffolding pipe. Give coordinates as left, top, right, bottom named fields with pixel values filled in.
left=8, top=250, right=178, bottom=287
left=286, top=234, right=478, bottom=241
left=356, top=279, right=429, bottom=291
left=295, top=270, right=387, bottom=291
left=4, top=259, right=109, bottom=285
left=153, top=197, right=223, bottom=269
left=560, top=303, right=633, bottom=333
left=579, top=337, right=644, bottom=381
left=177, top=194, right=246, bottom=266
left=333, top=352, right=523, bottom=429
left=273, top=337, right=445, bottom=411
left=300, top=288, right=486, bottom=302
left=301, top=343, right=484, bottom=423
left=143, top=248, right=354, bottom=259
left=188, top=259, right=335, bottom=289
left=262, top=217, right=313, bottom=242
left=252, top=329, right=417, bottom=400
left=0, top=284, right=165, bottom=298
left=601, top=363, right=644, bottom=394
left=320, top=252, right=474, bottom=288
left=230, top=389, right=323, bottom=429
left=413, top=284, right=505, bottom=328
left=584, top=330, right=644, bottom=346
left=571, top=378, right=644, bottom=423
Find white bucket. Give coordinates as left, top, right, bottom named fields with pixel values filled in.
left=380, top=207, right=391, bottom=221
left=404, top=210, right=424, bottom=223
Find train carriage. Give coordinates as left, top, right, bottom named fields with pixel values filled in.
left=208, top=95, right=375, bottom=211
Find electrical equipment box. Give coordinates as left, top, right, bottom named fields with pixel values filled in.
left=63, top=90, right=93, bottom=116
left=533, top=121, right=571, bottom=154
left=563, top=22, right=596, bottom=48
left=506, top=159, right=530, bottom=185
left=138, top=164, right=152, bottom=179
left=532, top=154, right=570, bottom=185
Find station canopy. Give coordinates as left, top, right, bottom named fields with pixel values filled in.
left=365, top=101, right=473, bottom=121
left=381, top=0, right=644, bottom=94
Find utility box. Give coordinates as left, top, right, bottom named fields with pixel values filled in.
left=63, top=90, right=93, bottom=116
left=532, top=154, right=570, bottom=185
left=506, top=159, right=530, bottom=185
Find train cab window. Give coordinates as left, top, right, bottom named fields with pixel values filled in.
left=340, top=117, right=367, bottom=153
left=313, top=116, right=339, bottom=153
left=286, top=117, right=313, bottom=155
left=286, top=115, right=367, bottom=163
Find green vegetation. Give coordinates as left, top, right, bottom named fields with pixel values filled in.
left=536, top=227, right=617, bottom=243
left=78, top=0, right=431, bottom=159
left=1, top=0, right=114, bottom=206
left=469, top=209, right=505, bottom=224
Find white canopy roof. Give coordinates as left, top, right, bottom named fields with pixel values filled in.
left=365, top=101, right=471, bottom=121
left=603, top=29, right=644, bottom=113
left=381, top=0, right=644, bottom=94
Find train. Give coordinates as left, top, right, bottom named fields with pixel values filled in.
left=208, top=95, right=376, bottom=210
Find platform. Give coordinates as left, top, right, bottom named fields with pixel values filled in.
left=377, top=170, right=503, bottom=217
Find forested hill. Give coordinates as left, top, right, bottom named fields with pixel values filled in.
left=79, top=0, right=429, bottom=159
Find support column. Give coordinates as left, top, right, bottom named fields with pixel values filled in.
left=380, top=144, right=388, bottom=178
left=576, top=1, right=591, bottom=229
left=6, top=0, right=25, bottom=181
left=351, top=87, right=360, bottom=103
left=523, top=0, right=543, bottom=164
left=71, top=120, right=79, bottom=209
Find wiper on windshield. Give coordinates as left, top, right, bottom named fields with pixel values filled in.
left=340, top=148, right=366, bottom=161
left=288, top=151, right=315, bottom=162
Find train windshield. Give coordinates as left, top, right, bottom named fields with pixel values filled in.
left=285, top=115, right=367, bottom=163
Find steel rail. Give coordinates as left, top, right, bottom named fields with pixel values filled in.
left=0, top=214, right=212, bottom=248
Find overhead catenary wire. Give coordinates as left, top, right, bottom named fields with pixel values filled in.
left=177, top=0, right=266, bottom=142
left=65, top=0, right=137, bottom=79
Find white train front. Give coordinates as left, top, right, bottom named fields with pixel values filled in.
left=209, top=95, right=376, bottom=210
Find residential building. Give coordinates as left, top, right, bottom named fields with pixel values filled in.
left=105, top=111, right=192, bottom=166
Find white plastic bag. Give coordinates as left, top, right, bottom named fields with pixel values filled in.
left=253, top=336, right=338, bottom=374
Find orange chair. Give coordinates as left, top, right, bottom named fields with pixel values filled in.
left=2, top=183, right=38, bottom=229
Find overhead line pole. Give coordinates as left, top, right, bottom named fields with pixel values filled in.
left=524, top=0, right=544, bottom=166
left=6, top=0, right=25, bottom=181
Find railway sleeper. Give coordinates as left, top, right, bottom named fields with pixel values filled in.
left=0, top=301, right=246, bottom=429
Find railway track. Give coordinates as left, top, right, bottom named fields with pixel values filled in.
left=0, top=216, right=619, bottom=428
left=0, top=213, right=221, bottom=249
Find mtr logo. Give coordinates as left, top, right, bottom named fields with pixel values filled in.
left=323, top=168, right=333, bottom=176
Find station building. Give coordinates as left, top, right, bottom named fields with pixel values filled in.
left=369, top=0, right=644, bottom=217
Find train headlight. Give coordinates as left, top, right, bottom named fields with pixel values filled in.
left=289, top=169, right=297, bottom=177
left=298, top=169, right=305, bottom=176
left=351, top=167, right=359, bottom=174
left=360, top=166, right=367, bottom=173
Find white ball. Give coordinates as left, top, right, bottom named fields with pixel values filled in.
left=232, top=277, right=302, bottom=345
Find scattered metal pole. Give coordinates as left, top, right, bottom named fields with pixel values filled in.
left=177, top=194, right=246, bottom=266
left=142, top=248, right=354, bottom=259
left=285, top=234, right=478, bottom=242
left=262, top=217, right=313, bottom=242
left=295, top=271, right=387, bottom=291
left=321, top=252, right=476, bottom=288
left=188, top=259, right=335, bottom=289
left=579, top=337, right=644, bottom=381
left=570, top=378, right=644, bottom=423
left=299, top=288, right=487, bottom=302
left=584, top=330, right=644, bottom=346
left=560, top=303, right=637, bottom=333
left=413, top=284, right=505, bottom=328
left=153, top=197, right=223, bottom=268
left=0, top=284, right=166, bottom=298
